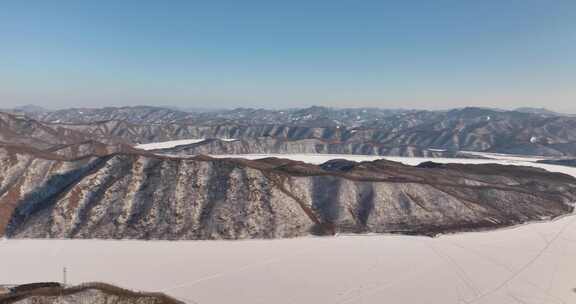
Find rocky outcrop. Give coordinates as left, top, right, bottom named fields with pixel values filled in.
left=1, top=147, right=574, bottom=240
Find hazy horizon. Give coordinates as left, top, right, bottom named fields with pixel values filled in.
left=1, top=1, right=575, bottom=112
left=4, top=103, right=572, bottom=115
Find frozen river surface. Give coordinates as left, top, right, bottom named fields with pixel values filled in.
left=1, top=216, right=576, bottom=304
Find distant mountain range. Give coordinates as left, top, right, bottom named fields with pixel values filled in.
left=1, top=145, right=574, bottom=239
left=1, top=105, right=576, bottom=240
left=3, top=105, right=576, bottom=157
left=514, top=107, right=569, bottom=116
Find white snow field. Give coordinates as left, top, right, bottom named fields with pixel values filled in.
left=208, top=152, right=576, bottom=178
left=135, top=139, right=206, bottom=150
left=207, top=151, right=545, bottom=164
left=2, top=152, right=576, bottom=304
left=135, top=138, right=236, bottom=150
left=1, top=216, right=576, bottom=304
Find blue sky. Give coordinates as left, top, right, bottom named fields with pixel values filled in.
left=1, top=1, right=575, bottom=111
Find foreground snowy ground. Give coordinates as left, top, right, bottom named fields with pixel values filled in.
left=2, top=152, right=575, bottom=304
left=1, top=216, right=575, bottom=304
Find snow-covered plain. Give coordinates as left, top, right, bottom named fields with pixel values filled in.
left=2, top=152, right=576, bottom=304
left=1, top=216, right=576, bottom=304
left=208, top=151, right=545, bottom=164
left=135, top=138, right=236, bottom=150
left=135, top=139, right=206, bottom=150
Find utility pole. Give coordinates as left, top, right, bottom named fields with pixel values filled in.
left=62, top=267, right=67, bottom=286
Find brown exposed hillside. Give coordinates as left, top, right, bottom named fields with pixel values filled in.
left=0, top=282, right=184, bottom=304
left=1, top=147, right=574, bottom=239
